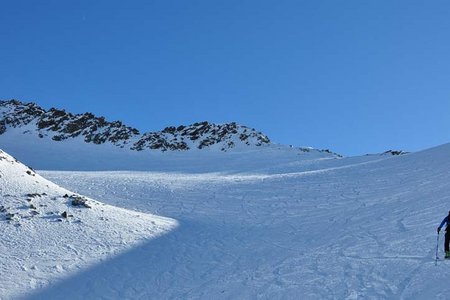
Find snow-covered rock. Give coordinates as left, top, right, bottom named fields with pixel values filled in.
left=382, top=149, right=409, bottom=156
left=0, top=99, right=270, bottom=152
left=0, top=149, right=177, bottom=299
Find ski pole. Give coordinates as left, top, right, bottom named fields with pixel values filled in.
left=436, top=231, right=440, bottom=265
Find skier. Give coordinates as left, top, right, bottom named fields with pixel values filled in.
left=437, top=210, right=450, bottom=259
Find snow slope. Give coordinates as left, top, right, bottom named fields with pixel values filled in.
left=24, top=142, right=450, bottom=299
left=0, top=150, right=177, bottom=299
left=0, top=99, right=343, bottom=172
left=0, top=124, right=340, bottom=172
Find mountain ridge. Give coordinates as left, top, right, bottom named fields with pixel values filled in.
left=0, top=99, right=271, bottom=152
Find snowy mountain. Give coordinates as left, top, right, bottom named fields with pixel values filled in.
left=0, top=149, right=176, bottom=299
left=4, top=99, right=448, bottom=299
left=0, top=99, right=270, bottom=152
left=0, top=99, right=341, bottom=171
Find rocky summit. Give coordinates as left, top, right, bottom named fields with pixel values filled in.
left=0, top=99, right=270, bottom=152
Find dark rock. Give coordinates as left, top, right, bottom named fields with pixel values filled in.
left=26, top=193, right=42, bottom=198
left=162, top=126, right=176, bottom=134
left=0, top=121, right=6, bottom=135
left=52, top=135, right=63, bottom=141
left=70, top=195, right=91, bottom=208
left=383, top=150, right=409, bottom=156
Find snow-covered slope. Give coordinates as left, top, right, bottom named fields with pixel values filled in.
left=21, top=142, right=450, bottom=299
left=0, top=99, right=341, bottom=171
left=0, top=99, right=271, bottom=151
left=3, top=100, right=447, bottom=299
left=0, top=149, right=177, bottom=299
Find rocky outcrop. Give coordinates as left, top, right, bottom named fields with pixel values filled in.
left=132, top=121, right=270, bottom=152
left=382, top=150, right=409, bottom=156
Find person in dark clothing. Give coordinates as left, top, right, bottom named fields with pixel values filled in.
left=437, top=210, right=450, bottom=258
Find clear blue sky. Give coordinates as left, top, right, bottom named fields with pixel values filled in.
left=1, top=1, right=450, bottom=156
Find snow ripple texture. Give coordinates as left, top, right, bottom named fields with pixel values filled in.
left=18, top=142, right=450, bottom=299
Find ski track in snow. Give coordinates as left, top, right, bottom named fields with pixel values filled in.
left=30, top=144, right=450, bottom=299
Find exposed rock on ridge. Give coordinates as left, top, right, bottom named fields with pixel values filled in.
left=0, top=99, right=271, bottom=152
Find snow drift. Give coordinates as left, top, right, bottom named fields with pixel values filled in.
left=0, top=149, right=177, bottom=299
left=25, top=142, right=450, bottom=299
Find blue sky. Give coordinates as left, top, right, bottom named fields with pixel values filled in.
left=1, top=1, right=450, bottom=156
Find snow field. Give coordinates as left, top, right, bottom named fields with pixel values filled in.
left=33, top=143, right=450, bottom=299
